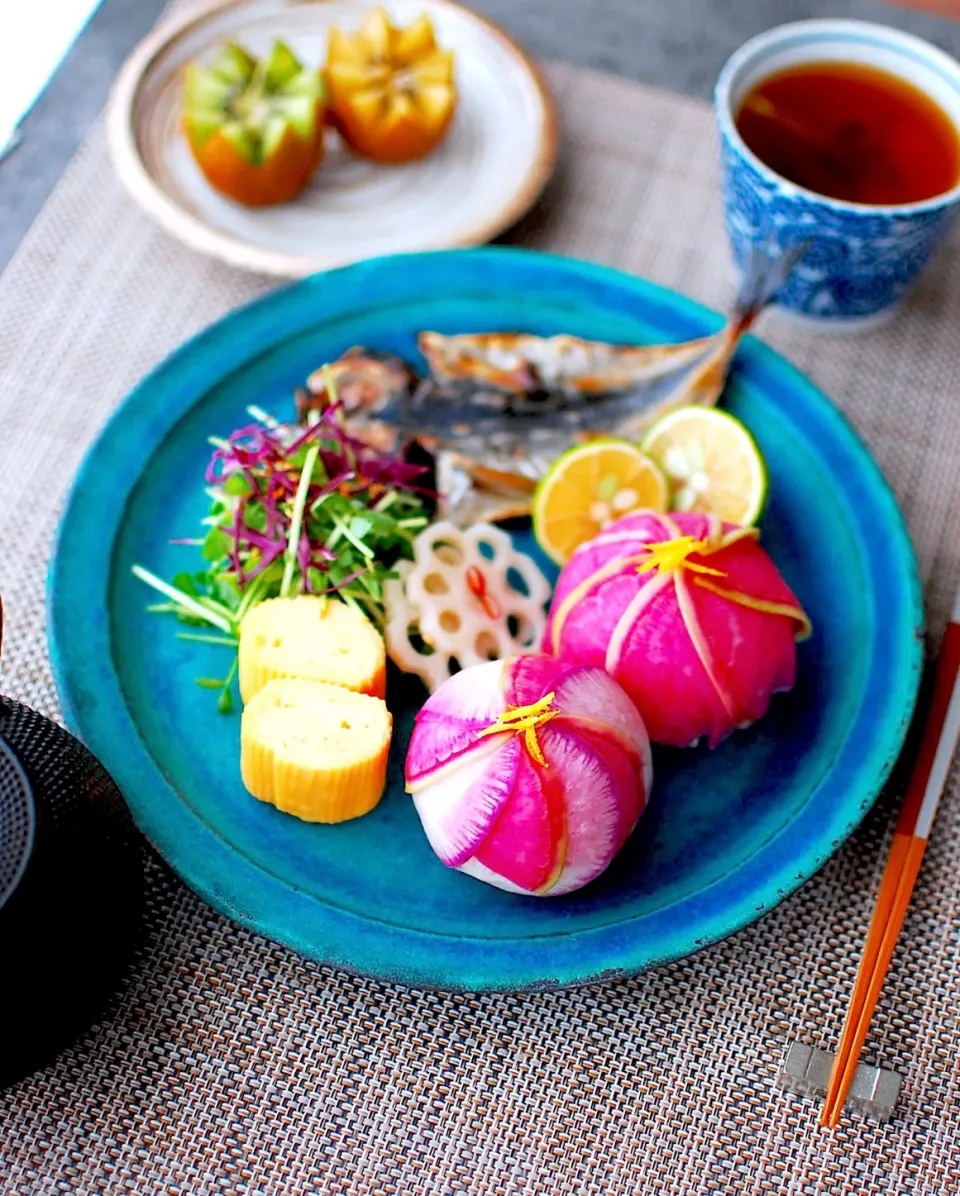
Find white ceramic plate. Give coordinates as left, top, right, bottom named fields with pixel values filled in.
left=106, top=0, right=558, bottom=277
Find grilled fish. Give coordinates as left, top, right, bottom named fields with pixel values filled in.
left=298, top=241, right=805, bottom=523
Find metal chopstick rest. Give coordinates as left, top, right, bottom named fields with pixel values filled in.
left=778, top=1043, right=902, bottom=1122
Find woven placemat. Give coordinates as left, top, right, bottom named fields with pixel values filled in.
left=2, top=51, right=960, bottom=1195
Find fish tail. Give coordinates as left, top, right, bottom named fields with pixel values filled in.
left=614, top=240, right=809, bottom=438
left=732, top=238, right=809, bottom=335
left=615, top=337, right=733, bottom=437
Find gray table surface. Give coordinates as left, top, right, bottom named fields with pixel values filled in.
left=2, top=0, right=960, bottom=276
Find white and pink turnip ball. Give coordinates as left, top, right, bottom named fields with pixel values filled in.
left=405, top=654, right=653, bottom=897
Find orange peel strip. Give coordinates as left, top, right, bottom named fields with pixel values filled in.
left=636, top=536, right=728, bottom=578
left=476, top=691, right=559, bottom=767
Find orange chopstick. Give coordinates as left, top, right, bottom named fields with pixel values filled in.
left=820, top=588, right=960, bottom=1127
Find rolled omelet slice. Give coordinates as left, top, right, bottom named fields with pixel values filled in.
left=241, top=678, right=392, bottom=823
left=239, top=595, right=386, bottom=704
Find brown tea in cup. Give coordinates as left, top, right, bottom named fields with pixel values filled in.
left=735, top=61, right=960, bottom=205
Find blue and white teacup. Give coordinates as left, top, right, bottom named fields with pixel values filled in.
left=715, top=20, right=960, bottom=329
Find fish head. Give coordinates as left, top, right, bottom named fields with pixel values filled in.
left=299, top=347, right=419, bottom=424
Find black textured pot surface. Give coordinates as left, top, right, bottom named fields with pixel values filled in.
left=0, top=698, right=145, bottom=1089
left=0, top=736, right=34, bottom=914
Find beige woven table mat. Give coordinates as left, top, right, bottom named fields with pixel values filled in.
left=2, top=49, right=960, bottom=1196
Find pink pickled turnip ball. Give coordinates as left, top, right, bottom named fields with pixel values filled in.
left=544, top=511, right=810, bottom=748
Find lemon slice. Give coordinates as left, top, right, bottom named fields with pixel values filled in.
left=533, top=440, right=668, bottom=564
left=641, top=407, right=768, bottom=526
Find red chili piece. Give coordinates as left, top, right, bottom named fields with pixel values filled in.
left=466, top=565, right=502, bottom=620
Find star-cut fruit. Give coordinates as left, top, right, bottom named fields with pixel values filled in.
left=325, top=7, right=457, bottom=164
left=182, top=39, right=325, bottom=207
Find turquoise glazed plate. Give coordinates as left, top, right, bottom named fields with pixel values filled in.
left=48, top=248, right=923, bottom=991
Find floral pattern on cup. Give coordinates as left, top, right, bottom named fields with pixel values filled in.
left=719, top=125, right=958, bottom=320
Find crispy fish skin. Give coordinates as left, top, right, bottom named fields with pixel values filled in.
left=418, top=329, right=716, bottom=397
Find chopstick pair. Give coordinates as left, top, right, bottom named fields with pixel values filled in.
left=820, top=586, right=960, bottom=1127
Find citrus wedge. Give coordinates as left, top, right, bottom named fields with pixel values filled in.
left=533, top=440, right=668, bottom=565
left=641, top=407, right=768, bottom=525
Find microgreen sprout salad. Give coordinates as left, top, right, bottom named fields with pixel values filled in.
left=134, top=382, right=433, bottom=712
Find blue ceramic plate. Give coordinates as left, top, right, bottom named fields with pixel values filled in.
left=48, top=249, right=923, bottom=991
